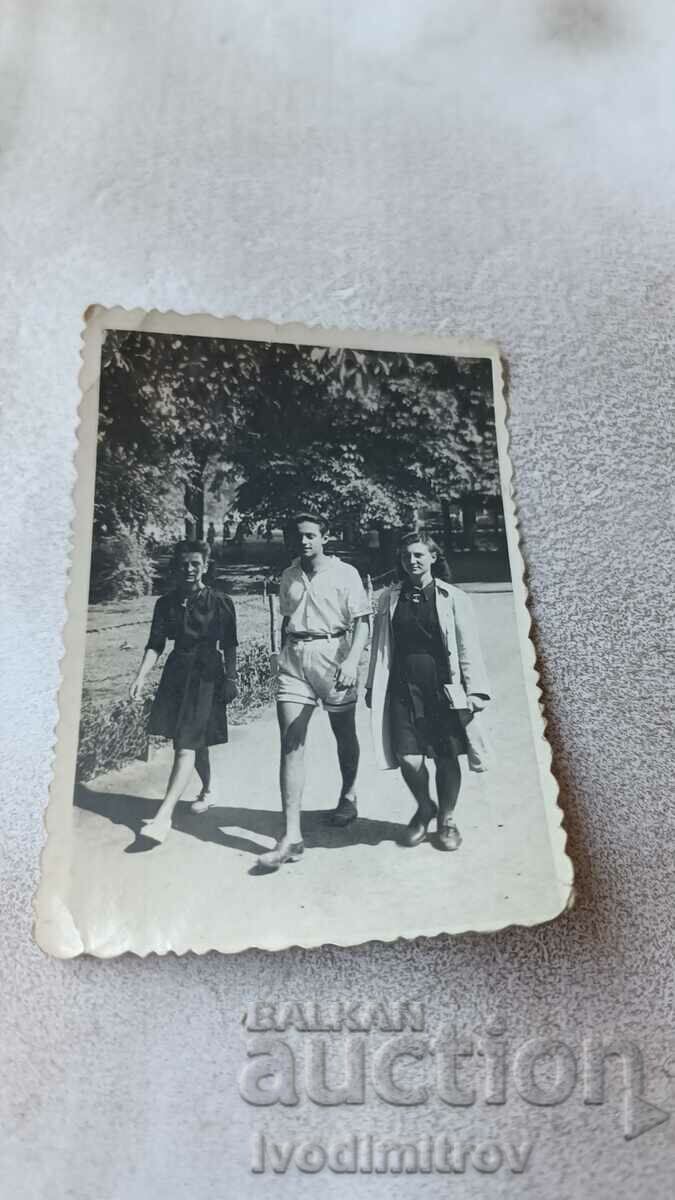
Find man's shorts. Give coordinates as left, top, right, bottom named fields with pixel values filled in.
left=276, top=634, right=357, bottom=712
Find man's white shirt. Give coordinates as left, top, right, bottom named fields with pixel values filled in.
left=279, top=556, right=371, bottom=635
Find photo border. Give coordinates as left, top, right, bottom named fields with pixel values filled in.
left=34, top=307, right=573, bottom=957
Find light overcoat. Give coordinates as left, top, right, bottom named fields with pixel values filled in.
left=366, top=579, right=493, bottom=772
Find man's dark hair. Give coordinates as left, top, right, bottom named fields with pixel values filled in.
left=290, top=511, right=329, bottom=535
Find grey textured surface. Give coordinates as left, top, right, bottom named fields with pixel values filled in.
left=0, top=1, right=673, bottom=1197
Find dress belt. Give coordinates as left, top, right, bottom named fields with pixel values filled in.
left=287, top=629, right=348, bottom=642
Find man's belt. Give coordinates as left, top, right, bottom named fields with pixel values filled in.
left=287, top=629, right=348, bottom=642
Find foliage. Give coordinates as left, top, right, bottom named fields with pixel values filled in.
left=95, top=332, right=500, bottom=544
left=96, top=331, right=249, bottom=535
left=229, top=641, right=276, bottom=719
left=89, top=524, right=156, bottom=602
left=77, top=694, right=152, bottom=781
left=234, top=345, right=498, bottom=530
left=77, top=641, right=276, bottom=779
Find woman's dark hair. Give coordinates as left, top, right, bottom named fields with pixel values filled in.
left=172, top=539, right=210, bottom=567
left=396, top=531, right=452, bottom=582
left=290, top=511, right=329, bottom=536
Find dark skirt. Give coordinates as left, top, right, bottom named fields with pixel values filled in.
left=148, top=647, right=228, bottom=750
left=389, top=651, right=468, bottom=760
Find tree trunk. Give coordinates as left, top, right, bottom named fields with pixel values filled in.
left=379, top=527, right=398, bottom=575
left=488, top=494, right=501, bottom=533
left=460, top=495, right=478, bottom=551
left=342, top=518, right=358, bottom=547
left=185, top=473, right=205, bottom=542
left=440, top=497, right=454, bottom=553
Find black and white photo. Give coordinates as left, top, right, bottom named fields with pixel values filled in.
left=36, top=310, right=572, bottom=956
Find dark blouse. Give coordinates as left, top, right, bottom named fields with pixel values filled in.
left=146, top=586, right=237, bottom=660
left=145, top=586, right=237, bottom=749
left=392, top=581, right=447, bottom=666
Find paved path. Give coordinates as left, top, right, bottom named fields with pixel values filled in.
left=68, top=593, right=568, bottom=955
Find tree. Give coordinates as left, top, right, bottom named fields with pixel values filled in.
left=232, top=344, right=500, bottom=545
left=96, top=331, right=256, bottom=538
left=95, top=333, right=502, bottom=558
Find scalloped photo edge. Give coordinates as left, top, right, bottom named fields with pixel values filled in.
left=34, top=308, right=573, bottom=958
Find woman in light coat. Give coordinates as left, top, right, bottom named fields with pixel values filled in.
left=366, top=533, right=491, bottom=850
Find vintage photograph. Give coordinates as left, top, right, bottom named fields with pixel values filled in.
left=36, top=311, right=571, bottom=956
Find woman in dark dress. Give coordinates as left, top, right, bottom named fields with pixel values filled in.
left=366, top=533, right=491, bottom=851
left=129, top=541, right=238, bottom=844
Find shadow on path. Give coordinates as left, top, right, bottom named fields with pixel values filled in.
left=75, top=784, right=403, bottom=857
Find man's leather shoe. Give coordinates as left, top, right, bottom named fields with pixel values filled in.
left=256, top=841, right=304, bottom=872
left=329, top=796, right=358, bottom=827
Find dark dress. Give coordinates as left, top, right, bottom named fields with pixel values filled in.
left=389, top=581, right=468, bottom=760
left=146, top=586, right=237, bottom=750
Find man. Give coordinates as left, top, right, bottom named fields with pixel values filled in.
left=257, top=513, right=371, bottom=871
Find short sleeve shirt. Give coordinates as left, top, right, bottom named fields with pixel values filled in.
left=279, top=556, right=371, bottom=635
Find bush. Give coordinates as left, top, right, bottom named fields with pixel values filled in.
left=76, top=642, right=276, bottom=778
left=229, top=641, right=276, bottom=722
left=77, top=694, right=153, bottom=781
left=90, top=526, right=156, bottom=602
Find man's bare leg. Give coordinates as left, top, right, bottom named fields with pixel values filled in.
left=328, top=706, right=359, bottom=798
left=327, top=706, right=360, bottom=824
left=264, top=701, right=315, bottom=856
left=256, top=702, right=314, bottom=869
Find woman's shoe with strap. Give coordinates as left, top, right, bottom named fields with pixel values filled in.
left=436, top=817, right=462, bottom=851
left=399, top=803, right=438, bottom=847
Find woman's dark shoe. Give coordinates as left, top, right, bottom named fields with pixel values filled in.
left=256, top=841, right=305, bottom=872
left=399, top=804, right=438, bottom=847
left=329, top=795, right=358, bottom=827
left=436, top=818, right=462, bottom=851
